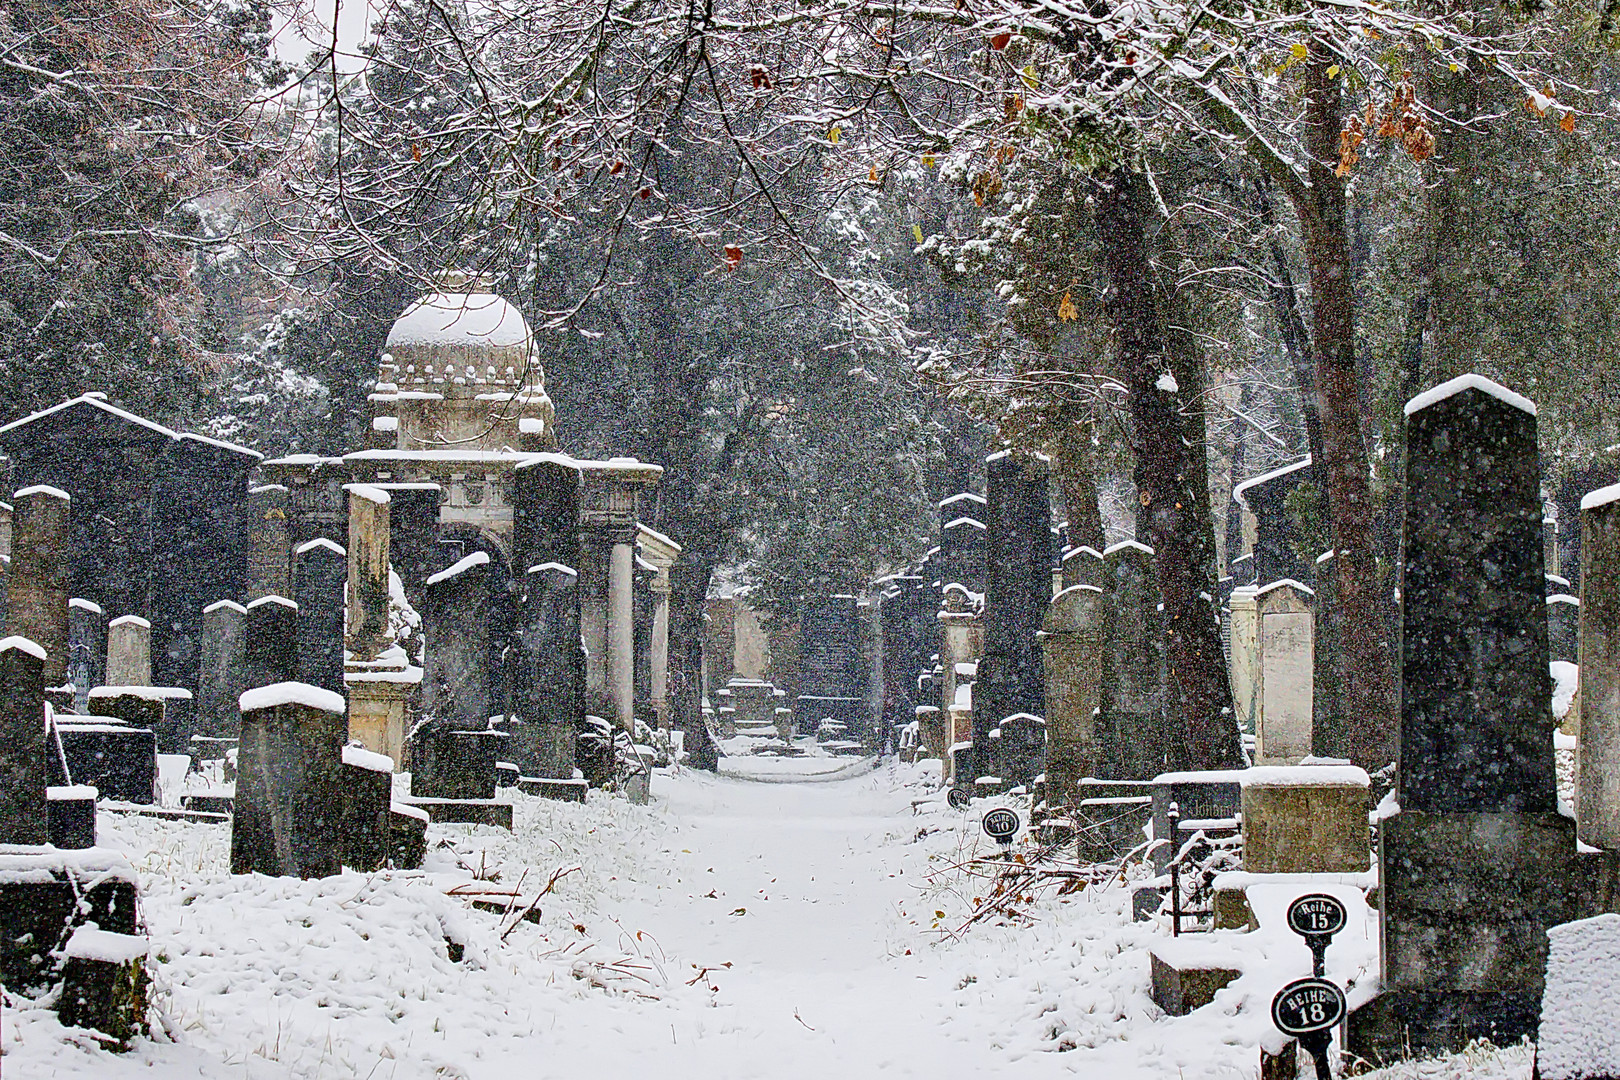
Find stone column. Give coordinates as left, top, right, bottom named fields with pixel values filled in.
left=196, top=600, right=247, bottom=741
left=106, top=615, right=152, bottom=687
left=1578, top=483, right=1620, bottom=850
left=609, top=538, right=635, bottom=734
left=1254, top=580, right=1315, bottom=765
left=344, top=485, right=392, bottom=665
left=68, top=598, right=107, bottom=713
left=10, top=485, right=70, bottom=689
left=1041, top=583, right=1106, bottom=802
left=651, top=576, right=671, bottom=731
left=293, top=538, right=346, bottom=696
left=1353, top=375, right=1572, bottom=1061
left=0, top=636, right=48, bottom=844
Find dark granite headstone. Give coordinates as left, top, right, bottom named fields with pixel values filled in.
left=0, top=636, right=49, bottom=843
left=1097, top=541, right=1172, bottom=779
left=1233, top=457, right=1312, bottom=587
left=375, top=484, right=442, bottom=609
left=1352, top=375, right=1575, bottom=1061
left=68, top=598, right=106, bottom=712
left=196, top=600, right=247, bottom=740
left=995, top=712, right=1046, bottom=788
left=0, top=848, right=139, bottom=995
left=1547, top=593, right=1579, bottom=665
left=513, top=562, right=583, bottom=779
left=795, top=594, right=864, bottom=740
left=974, top=451, right=1050, bottom=783
left=55, top=718, right=156, bottom=803
left=421, top=553, right=494, bottom=731
left=46, top=785, right=96, bottom=849
left=230, top=683, right=348, bottom=878
left=294, top=539, right=347, bottom=696
left=408, top=729, right=500, bottom=801
left=935, top=497, right=987, bottom=596
left=244, top=595, right=298, bottom=687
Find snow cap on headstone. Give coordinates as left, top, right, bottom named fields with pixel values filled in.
left=1404, top=372, right=1537, bottom=417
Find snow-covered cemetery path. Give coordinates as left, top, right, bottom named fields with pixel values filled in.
left=7, top=759, right=1531, bottom=1080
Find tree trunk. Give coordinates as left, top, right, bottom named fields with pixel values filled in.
left=1095, top=165, right=1243, bottom=771
left=1048, top=421, right=1105, bottom=552
left=1295, top=46, right=1398, bottom=772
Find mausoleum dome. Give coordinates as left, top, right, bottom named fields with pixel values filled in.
left=371, top=271, right=556, bottom=451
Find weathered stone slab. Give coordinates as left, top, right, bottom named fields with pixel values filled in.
left=294, top=538, right=347, bottom=696
left=196, top=600, right=246, bottom=741
left=1579, top=484, right=1620, bottom=851
left=55, top=718, right=156, bottom=803
left=1255, top=581, right=1314, bottom=764
left=1240, top=765, right=1369, bottom=874
left=105, top=615, right=152, bottom=687
left=1041, top=584, right=1105, bottom=801
left=68, top=598, right=106, bottom=712
left=230, top=682, right=348, bottom=878
left=8, top=486, right=71, bottom=689
left=0, top=636, right=49, bottom=843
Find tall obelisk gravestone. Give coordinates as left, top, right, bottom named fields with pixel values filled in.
left=1350, top=375, right=1576, bottom=1059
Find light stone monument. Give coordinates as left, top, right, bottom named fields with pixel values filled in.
left=1254, top=580, right=1314, bottom=764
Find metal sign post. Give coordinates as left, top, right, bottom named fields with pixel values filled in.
left=981, top=807, right=1020, bottom=848
left=1270, top=978, right=1346, bottom=1080
left=1286, top=893, right=1348, bottom=978
left=1270, top=893, right=1351, bottom=1079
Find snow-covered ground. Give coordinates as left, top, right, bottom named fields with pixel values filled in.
left=5, top=760, right=1529, bottom=1078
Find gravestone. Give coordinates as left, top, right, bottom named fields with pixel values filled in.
left=376, top=482, right=443, bottom=609
left=105, top=615, right=152, bottom=686
left=1061, top=545, right=1104, bottom=592
left=344, top=485, right=392, bottom=665
left=420, top=552, right=494, bottom=733
left=935, top=492, right=988, bottom=596
left=513, top=562, right=583, bottom=780
left=68, top=598, right=106, bottom=713
left=795, top=594, right=864, bottom=740
left=9, top=486, right=71, bottom=689
left=1255, top=581, right=1315, bottom=764
left=1233, top=458, right=1312, bottom=587
left=293, top=538, right=346, bottom=696
left=1577, top=483, right=1620, bottom=850
left=995, top=712, right=1046, bottom=789
left=243, top=595, right=298, bottom=687
left=1350, top=374, right=1576, bottom=1060
left=195, top=601, right=247, bottom=741
left=1041, top=583, right=1106, bottom=801
left=1547, top=593, right=1580, bottom=666
left=230, top=682, right=348, bottom=878
left=0, top=637, right=49, bottom=843
left=246, top=484, right=292, bottom=603
left=1240, top=765, right=1369, bottom=874
left=1098, top=540, right=1171, bottom=779
left=974, top=450, right=1050, bottom=784
left=1227, top=586, right=1260, bottom=739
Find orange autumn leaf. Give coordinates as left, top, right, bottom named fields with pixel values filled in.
left=1057, top=290, right=1078, bottom=322
left=990, top=31, right=1011, bottom=50
left=1561, top=111, right=1577, bottom=133
left=723, top=244, right=743, bottom=269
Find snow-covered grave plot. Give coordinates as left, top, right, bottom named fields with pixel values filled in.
left=4, top=758, right=1532, bottom=1080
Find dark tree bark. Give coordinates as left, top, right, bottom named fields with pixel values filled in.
left=1049, top=422, right=1106, bottom=553
left=1096, top=166, right=1243, bottom=771
left=1294, top=45, right=1399, bottom=771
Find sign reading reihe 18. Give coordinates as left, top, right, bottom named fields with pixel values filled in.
left=1270, top=977, right=1346, bottom=1037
